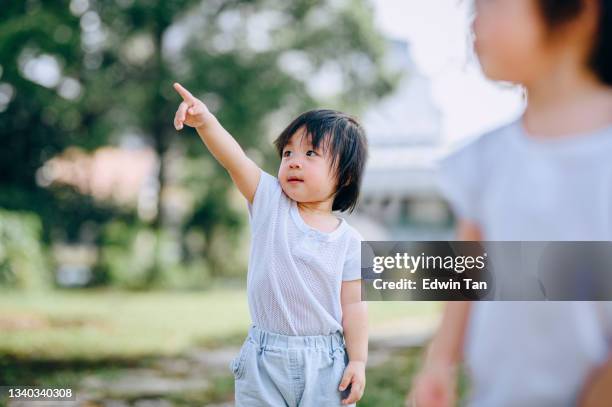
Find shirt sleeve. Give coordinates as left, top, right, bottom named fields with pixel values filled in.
left=342, top=231, right=364, bottom=281
left=247, top=170, right=282, bottom=233
left=436, top=138, right=483, bottom=224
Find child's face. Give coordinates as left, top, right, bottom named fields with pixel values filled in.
left=472, top=0, right=558, bottom=85
left=277, top=127, right=337, bottom=206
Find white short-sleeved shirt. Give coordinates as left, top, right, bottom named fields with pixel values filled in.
left=246, top=170, right=363, bottom=336
left=437, top=119, right=612, bottom=407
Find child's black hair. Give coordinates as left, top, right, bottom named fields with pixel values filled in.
left=538, top=0, right=611, bottom=85
left=273, top=109, right=368, bottom=213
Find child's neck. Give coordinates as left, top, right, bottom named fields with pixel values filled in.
left=523, top=64, right=612, bottom=138
left=297, top=200, right=333, bottom=216
left=297, top=200, right=340, bottom=233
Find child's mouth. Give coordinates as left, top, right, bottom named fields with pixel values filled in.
left=287, top=177, right=304, bottom=183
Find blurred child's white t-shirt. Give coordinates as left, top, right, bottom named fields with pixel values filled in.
left=438, top=119, right=612, bottom=407
left=246, top=170, right=362, bottom=336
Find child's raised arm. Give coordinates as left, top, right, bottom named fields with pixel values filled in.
left=172, top=82, right=261, bottom=204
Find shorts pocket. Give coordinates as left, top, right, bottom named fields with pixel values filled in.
left=331, top=346, right=348, bottom=365
left=230, top=339, right=252, bottom=380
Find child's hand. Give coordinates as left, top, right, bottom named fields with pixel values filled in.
left=406, top=363, right=456, bottom=407
left=173, top=82, right=213, bottom=130
left=339, top=360, right=366, bottom=405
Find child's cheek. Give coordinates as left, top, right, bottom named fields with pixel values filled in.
left=278, top=163, right=288, bottom=182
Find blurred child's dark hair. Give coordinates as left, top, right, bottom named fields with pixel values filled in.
left=273, top=109, right=368, bottom=213
left=538, top=0, right=611, bottom=85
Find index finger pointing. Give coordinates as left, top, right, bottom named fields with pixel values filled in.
left=173, top=82, right=194, bottom=102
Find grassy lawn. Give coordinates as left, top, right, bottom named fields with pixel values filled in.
left=0, top=288, right=252, bottom=360
left=0, top=288, right=443, bottom=405
left=0, top=288, right=439, bottom=360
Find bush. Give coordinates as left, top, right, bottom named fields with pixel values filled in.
left=0, top=209, right=51, bottom=290
left=98, top=221, right=219, bottom=290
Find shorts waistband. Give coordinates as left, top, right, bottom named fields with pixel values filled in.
left=248, top=325, right=345, bottom=352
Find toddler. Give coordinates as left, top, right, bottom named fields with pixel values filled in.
left=172, top=84, right=369, bottom=406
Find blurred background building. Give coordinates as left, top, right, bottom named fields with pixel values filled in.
left=350, top=39, right=453, bottom=241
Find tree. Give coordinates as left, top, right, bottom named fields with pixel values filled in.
left=0, top=0, right=398, bottom=287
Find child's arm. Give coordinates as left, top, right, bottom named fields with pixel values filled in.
left=173, top=82, right=261, bottom=204
left=339, top=279, right=368, bottom=405
left=408, top=302, right=471, bottom=407
left=407, top=220, right=480, bottom=407
left=579, top=356, right=612, bottom=407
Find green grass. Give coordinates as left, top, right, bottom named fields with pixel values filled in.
left=0, top=288, right=439, bottom=360
left=0, top=288, right=252, bottom=359
left=361, top=348, right=423, bottom=406
left=360, top=350, right=470, bottom=407
left=0, top=288, right=443, bottom=405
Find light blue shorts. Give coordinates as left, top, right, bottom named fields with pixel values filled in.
left=230, top=325, right=355, bottom=407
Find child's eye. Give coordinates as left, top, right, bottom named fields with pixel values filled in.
left=306, top=150, right=317, bottom=157
left=283, top=150, right=291, bottom=157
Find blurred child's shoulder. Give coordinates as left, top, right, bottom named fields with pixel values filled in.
left=453, top=120, right=519, bottom=155
left=439, top=119, right=520, bottom=168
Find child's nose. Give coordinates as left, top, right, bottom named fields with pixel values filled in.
left=289, top=159, right=302, bottom=169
